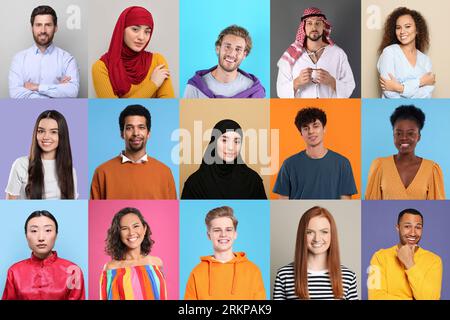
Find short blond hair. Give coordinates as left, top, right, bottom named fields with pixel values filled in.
left=215, top=25, right=252, bottom=55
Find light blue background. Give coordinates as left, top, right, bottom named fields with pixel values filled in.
left=180, top=0, right=270, bottom=97
left=88, top=99, right=180, bottom=197
left=0, top=200, right=88, bottom=297
left=179, top=200, right=271, bottom=299
left=362, top=99, right=450, bottom=197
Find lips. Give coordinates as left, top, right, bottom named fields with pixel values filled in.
left=311, top=242, right=325, bottom=248
left=127, top=236, right=138, bottom=242
left=218, top=239, right=230, bottom=244
left=36, top=244, right=47, bottom=249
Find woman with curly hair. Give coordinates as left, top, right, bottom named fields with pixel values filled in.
left=377, top=7, right=435, bottom=98
left=365, top=105, right=445, bottom=199
left=100, top=207, right=167, bottom=300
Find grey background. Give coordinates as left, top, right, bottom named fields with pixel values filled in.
left=87, top=0, right=179, bottom=97
left=270, top=0, right=361, bottom=98
left=271, top=200, right=362, bottom=299
left=0, top=0, right=88, bottom=98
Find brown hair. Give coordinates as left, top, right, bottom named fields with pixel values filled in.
left=215, top=25, right=252, bottom=55
left=205, top=206, right=238, bottom=230
left=294, top=206, right=343, bottom=299
left=378, top=7, right=429, bottom=54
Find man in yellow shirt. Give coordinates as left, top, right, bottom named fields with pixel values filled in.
left=368, top=208, right=442, bottom=300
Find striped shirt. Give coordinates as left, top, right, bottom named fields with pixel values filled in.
left=273, top=263, right=358, bottom=300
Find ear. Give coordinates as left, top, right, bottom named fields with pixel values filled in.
left=207, top=231, right=211, bottom=240
left=234, top=231, right=238, bottom=240
left=417, top=132, right=421, bottom=142
left=215, top=45, right=220, bottom=56
left=147, top=131, right=151, bottom=140
left=120, top=131, right=124, bottom=139
left=55, top=25, right=58, bottom=33
left=395, top=224, right=400, bottom=232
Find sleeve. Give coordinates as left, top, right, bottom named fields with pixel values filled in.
left=368, top=251, right=403, bottom=300
left=253, top=177, right=268, bottom=200
left=273, top=160, right=291, bottom=197
left=183, top=84, right=201, bottom=98
left=2, top=268, right=18, bottom=300
left=377, top=48, right=402, bottom=99
left=91, top=60, right=119, bottom=98
left=68, top=266, right=85, bottom=300
left=90, top=168, right=104, bottom=200
left=405, top=256, right=442, bottom=300
left=409, top=56, right=434, bottom=98
left=154, top=54, right=175, bottom=98
left=365, top=158, right=383, bottom=200
left=180, top=177, right=194, bottom=199
left=5, top=158, right=26, bottom=197
left=8, top=53, right=44, bottom=99
left=276, top=59, right=295, bottom=98
left=427, top=162, right=445, bottom=200
left=335, top=50, right=356, bottom=98
left=345, top=271, right=359, bottom=300
left=38, top=53, right=80, bottom=98
left=272, top=269, right=287, bottom=300
left=339, top=157, right=357, bottom=196
left=99, top=269, right=107, bottom=300
left=73, top=167, right=79, bottom=200
left=166, top=167, right=177, bottom=199
left=252, top=267, right=266, bottom=300
left=184, top=272, right=198, bottom=300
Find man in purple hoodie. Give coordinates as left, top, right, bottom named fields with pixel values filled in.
left=183, top=25, right=266, bottom=98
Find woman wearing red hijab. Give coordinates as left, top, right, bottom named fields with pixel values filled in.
left=92, top=6, right=174, bottom=98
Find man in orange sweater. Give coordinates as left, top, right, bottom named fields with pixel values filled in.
left=368, top=208, right=442, bottom=300
left=90, top=104, right=176, bottom=199
left=184, top=206, right=266, bottom=300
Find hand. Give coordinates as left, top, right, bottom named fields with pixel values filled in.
left=396, top=244, right=416, bottom=270
left=293, top=68, right=312, bottom=90
left=420, top=72, right=435, bottom=87
left=151, top=64, right=170, bottom=88
left=380, top=73, right=403, bottom=93
left=315, top=69, right=336, bottom=90
left=58, top=76, right=72, bottom=84
left=24, top=82, right=39, bottom=91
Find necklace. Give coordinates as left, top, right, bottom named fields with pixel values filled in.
left=306, top=45, right=326, bottom=59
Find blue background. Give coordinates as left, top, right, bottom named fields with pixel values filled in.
left=179, top=200, right=271, bottom=299
left=0, top=200, right=88, bottom=297
left=179, top=0, right=271, bottom=97
left=88, top=99, right=180, bottom=197
left=362, top=200, right=450, bottom=300
left=361, top=99, right=450, bottom=197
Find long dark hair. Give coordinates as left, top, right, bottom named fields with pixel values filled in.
left=25, top=110, right=75, bottom=199
left=105, top=207, right=154, bottom=261
left=378, top=7, right=429, bottom=54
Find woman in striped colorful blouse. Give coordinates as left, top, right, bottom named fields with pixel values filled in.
left=100, top=207, right=167, bottom=300
left=273, top=206, right=358, bottom=300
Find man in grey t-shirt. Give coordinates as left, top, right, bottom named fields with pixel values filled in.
left=183, top=25, right=265, bottom=98
left=273, top=107, right=357, bottom=199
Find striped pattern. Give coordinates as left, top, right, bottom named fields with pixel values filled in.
left=100, top=265, right=167, bottom=300
left=273, top=263, right=358, bottom=300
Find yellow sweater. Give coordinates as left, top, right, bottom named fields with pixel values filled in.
left=92, top=53, right=175, bottom=98
left=368, top=245, right=442, bottom=300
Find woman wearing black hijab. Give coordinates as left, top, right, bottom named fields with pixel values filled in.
left=181, top=119, right=267, bottom=199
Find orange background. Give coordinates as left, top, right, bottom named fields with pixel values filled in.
left=270, top=99, right=361, bottom=199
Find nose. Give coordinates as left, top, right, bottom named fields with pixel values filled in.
left=37, top=231, right=45, bottom=241
left=137, top=30, right=145, bottom=41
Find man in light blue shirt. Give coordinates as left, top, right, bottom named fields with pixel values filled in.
left=9, top=5, right=79, bottom=98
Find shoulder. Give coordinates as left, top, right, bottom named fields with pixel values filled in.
left=92, top=59, right=107, bottom=72
left=422, top=158, right=441, bottom=170
left=371, top=246, right=395, bottom=261
left=57, top=256, right=82, bottom=269
left=8, top=258, right=31, bottom=272
left=146, top=255, right=163, bottom=267
left=11, top=47, right=33, bottom=61
left=416, top=49, right=431, bottom=61
left=94, top=156, right=121, bottom=173
left=329, top=44, right=347, bottom=56
left=369, top=156, right=389, bottom=169
left=419, top=248, right=442, bottom=264
left=152, top=53, right=168, bottom=64
left=327, top=150, right=350, bottom=163
left=340, top=265, right=356, bottom=278
left=147, top=156, right=171, bottom=171
left=54, top=46, right=75, bottom=59
left=105, top=260, right=120, bottom=270
left=380, top=44, right=398, bottom=57
left=283, top=151, right=305, bottom=165
left=11, top=156, right=29, bottom=169
left=276, top=263, right=295, bottom=276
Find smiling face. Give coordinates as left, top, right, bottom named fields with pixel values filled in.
left=306, top=216, right=331, bottom=256
left=37, top=118, right=59, bottom=158
left=393, top=119, right=420, bottom=155
left=397, top=213, right=423, bottom=246
left=26, top=216, right=57, bottom=259
left=216, top=131, right=242, bottom=163
left=216, top=34, right=247, bottom=73
left=119, top=213, right=147, bottom=251
left=123, top=25, right=151, bottom=52
left=207, top=217, right=237, bottom=254
left=395, top=14, right=417, bottom=46
left=300, top=119, right=326, bottom=148
left=122, top=115, right=150, bottom=153
left=32, top=14, right=57, bottom=48
left=304, top=16, right=325, bottom=42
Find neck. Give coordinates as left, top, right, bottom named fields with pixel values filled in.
left=395, top=152, right=416, bottom=162
left=306, top=39, right=325, bottom=52
left=124, top=149, right=147, bottom=161
left=305, top=144, right=327, bottom=159
left=124, top=248, right=142, bottom=261
left=307, top=252, right=328, bottom=271
left=214, top=250, right=234, bottom=262
left=34, top=250, right=52, bottom=260
left=212, top=66, right=238, bottom=83
left=41, top=151, right=56, bottom=160
left=36, top=42, right=51, bottom=53
left=400, top=42, right=416, bottom=54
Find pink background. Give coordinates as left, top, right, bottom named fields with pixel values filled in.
left=88, top=200, right=179, bottom=300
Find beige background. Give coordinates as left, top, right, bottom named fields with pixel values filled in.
left=362, top=0, right=450, bottom=98
left=179, top=99, right=270, bottom=198
left=270, top=200, right=362, bottom=299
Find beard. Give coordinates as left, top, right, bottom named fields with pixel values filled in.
left=218, top=55, right=241, bottom=73
left=33, top=32, right=54, bottom=47
left=126, top=139, right=146, bottom=153
left=306, top=32, right=323, bottom=42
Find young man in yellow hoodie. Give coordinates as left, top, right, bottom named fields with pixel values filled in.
left=368, top=208, right=442, bottom=300
left=184, top=206, right=266, bottom=300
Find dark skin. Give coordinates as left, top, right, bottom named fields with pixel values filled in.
left=392, top=119, right=422, bottom=189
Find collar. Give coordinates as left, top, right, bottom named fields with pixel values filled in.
left=33, top=43, right=55, bottom=55
left=121, top=151, right=148, bottom=164
left=30, top=251, right=58, bottom=266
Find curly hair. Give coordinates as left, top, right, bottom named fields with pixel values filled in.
left=390, top=105, right=425, bottom=131
left=378, top=7, right=429, bottom=54
left=105, top=207, right=154, bottom=261
left=294, top=107, right=327, bottom=133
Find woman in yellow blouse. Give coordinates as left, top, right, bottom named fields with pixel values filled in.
left=365, top=105, right=445, bottom=200
left=92, top=6, right=174, bottom=98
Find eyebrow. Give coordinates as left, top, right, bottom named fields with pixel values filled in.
left=38, top=126, right=58, bottom=130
